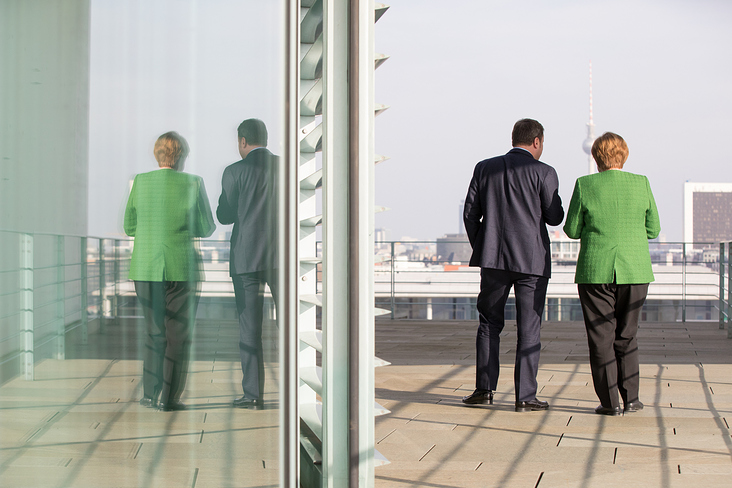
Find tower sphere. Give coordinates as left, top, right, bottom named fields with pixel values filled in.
left=582, top=137, right=594, bottom=155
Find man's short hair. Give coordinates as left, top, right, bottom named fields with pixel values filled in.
left=591, top=132, right=629, bottom=171
left=511, top=119, right=544, bottom=147
left=154, top=131, right=189, bottom=168
left=237, top=118, right=268, bottom=147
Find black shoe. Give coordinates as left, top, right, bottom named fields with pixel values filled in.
left=158, top=400, right=186, bottom=412
left=624, top=401, right=644, bottom=413
left=139, top=397, right=156, bottom=408
left=515, top=398, right=549, bottom=412
left=595, top=405, right=622, bottom=416
left=462, top=389, right=493, bottom=405
left=233, top=396, right=262, bottom=410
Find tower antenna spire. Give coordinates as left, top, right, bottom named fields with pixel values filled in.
left=582, top=60, right=596, bottom=174
left=589, top=61, right=594, bottom=127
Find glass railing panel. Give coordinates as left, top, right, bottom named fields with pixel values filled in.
left=369, top=240, right=723, bottom=323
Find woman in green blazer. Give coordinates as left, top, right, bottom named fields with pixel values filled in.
left=124, top=132, right=215, bottom=411
left=564, top=132, right=660, bottom=416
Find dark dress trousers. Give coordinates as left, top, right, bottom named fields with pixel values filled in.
left=577, top=283, right=649, bottom=409
left=217, top=148, right=278, bottom=401
left=464, top=148, right=564, bottom=401
left=133, top=280, right=198, bottom=404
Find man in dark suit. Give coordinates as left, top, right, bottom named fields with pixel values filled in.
left=462, top=118, right=564, bottom=412
left=217, top=119, right=278, bottom=410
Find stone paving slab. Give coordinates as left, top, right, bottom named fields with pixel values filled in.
left=0, top=345, right=279, bottom=488
left=0, top=464, right=199, bottom=488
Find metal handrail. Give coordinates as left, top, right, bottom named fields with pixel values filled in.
left=369, top=240, right=726, bottom=323
left=1, top=232, right=730, bottom=382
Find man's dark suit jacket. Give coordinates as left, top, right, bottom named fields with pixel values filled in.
left=217, top=147, right=278, bottom=275
left=463, top=148, right=564, bottom=278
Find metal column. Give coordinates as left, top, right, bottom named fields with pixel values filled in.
left=281, top=1, right=301, bottom=486
left=322, top=0, right=350, bottom=483
left=301, top=1, right=390, bottom=486
left=298, top=2, right=325, bottom=487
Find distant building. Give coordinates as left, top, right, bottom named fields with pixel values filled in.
left=458, top=199, right=466, bottom=235
left=374, top=227, right=388, bottom=250
left=683, top=182, right=732, bottom=245
left=436, top=233, right=471, bottom=263
left=549, top=230, right=580, bottom=263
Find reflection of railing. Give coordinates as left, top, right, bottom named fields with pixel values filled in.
left=1, top=232, right=101, bottom=380
left=0, top=232, right=239, bottom=382
left=719, top=242, right=732, bottom=337
left=106, top=238, right=239, bottom=319
left=365, top=240, right=725, bottom=323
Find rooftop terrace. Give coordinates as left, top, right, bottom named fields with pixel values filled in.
left=374, top=319, right=732, bottom=487
left=1, top=318, right=731, bottom=487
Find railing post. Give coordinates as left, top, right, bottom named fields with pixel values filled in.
left=114, top=239, right=120, bottom=322
left=19, top=233, right=34, bottom=380
left=558, top=297, right=562, bottom=322
left=99, top=239, right=106, bottom=334
left=390, top=241, right=395, bottom=319
left=55, top=235, right=65, bottom=360
left=682, top=242, right=687, bottom=322
left=80, top=237, right=88, bottom=344
left=720, top=242, right=725, bottom=329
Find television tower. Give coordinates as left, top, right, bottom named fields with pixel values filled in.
left=582, top=61, right=596, bottom=174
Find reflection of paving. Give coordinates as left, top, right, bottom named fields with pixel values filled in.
left=0, top=319, right=280, bottom=488
left=375, top=320, right=732, bottom=488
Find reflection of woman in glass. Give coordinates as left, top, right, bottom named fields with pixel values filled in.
left=124, top=132, right=215, bottom=411
left=564, top=132, right=660, bottom=416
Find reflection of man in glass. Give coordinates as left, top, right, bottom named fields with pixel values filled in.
left=217, top=119, right=278, bottom=410
left=124, top=132, right=215, bottom=411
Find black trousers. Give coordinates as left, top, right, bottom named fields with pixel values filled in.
left=475, top=268, right=548, bottom=402
left=578, top=283, right=649, bottom=409
left=134, top=281, right=198, bottom=404
left=232, top=270, right=278, bottom=401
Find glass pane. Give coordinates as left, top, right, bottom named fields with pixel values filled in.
left=0, top=1, right=285, bottom=486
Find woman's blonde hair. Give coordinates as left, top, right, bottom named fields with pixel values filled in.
left=591, top=132, right=629, bottom=171
left=154, top=131, right=189, bottom=168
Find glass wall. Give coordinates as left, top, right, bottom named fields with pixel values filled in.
left=0, top=1, right=286, bottom=486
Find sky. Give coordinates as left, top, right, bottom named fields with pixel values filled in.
left=373, top=0, right=732, bottom=242
left=88, top=0, right=732, bottom=243
left=87, top=0, right=284, bottom=240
